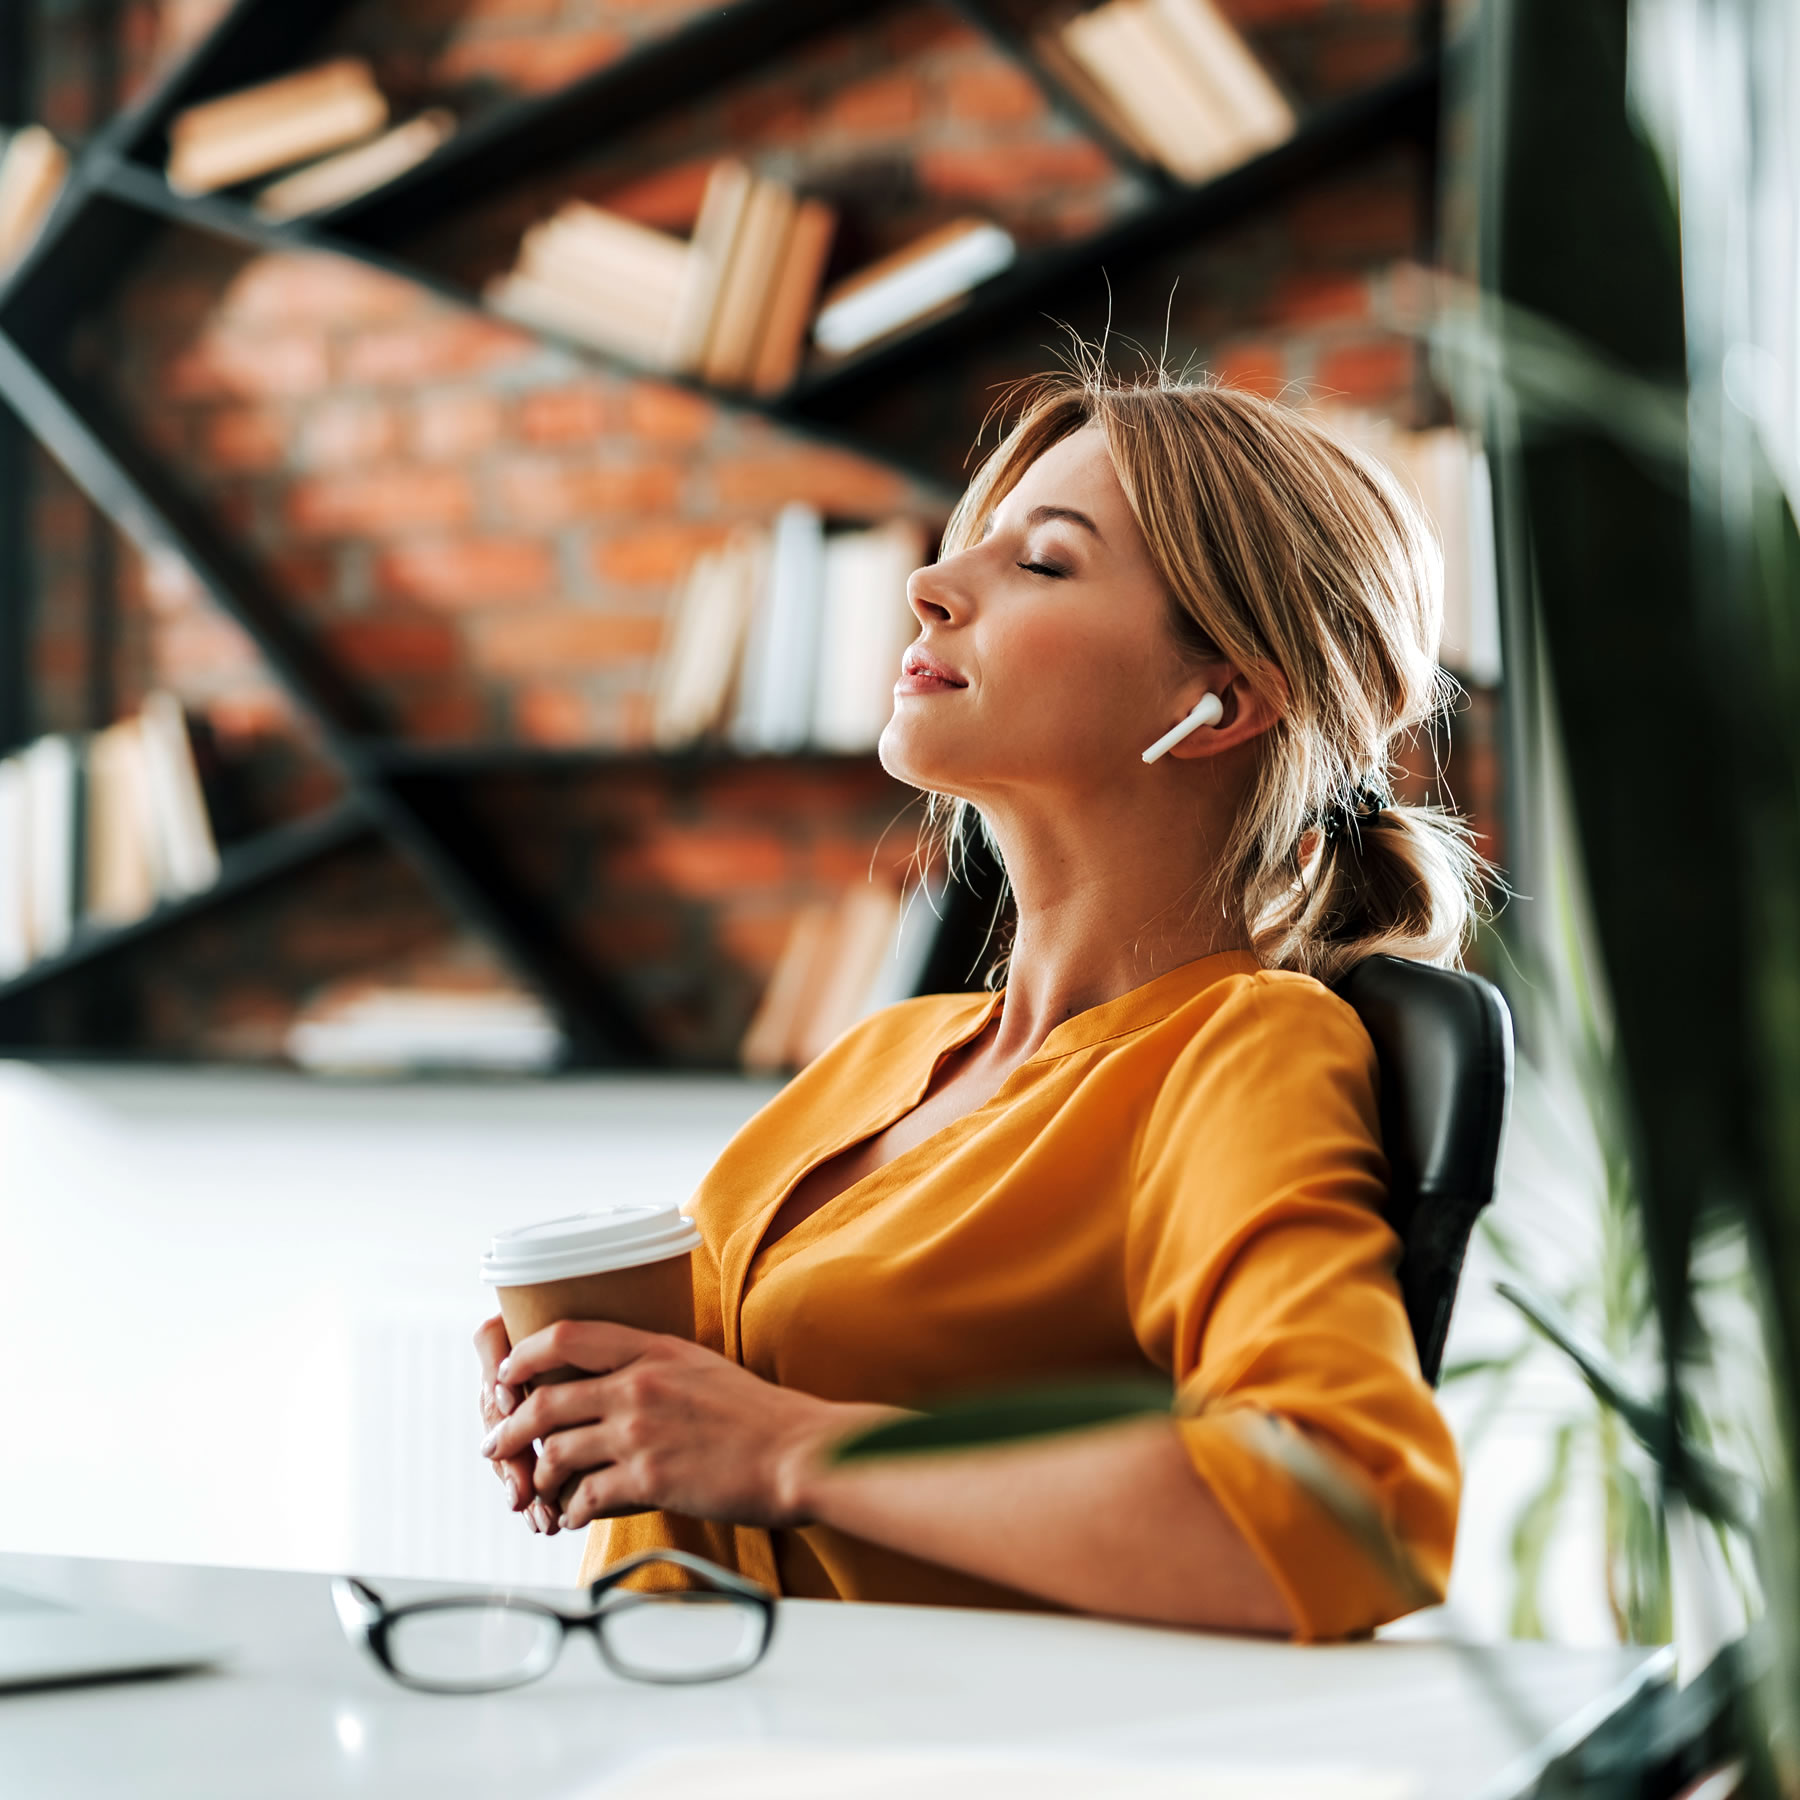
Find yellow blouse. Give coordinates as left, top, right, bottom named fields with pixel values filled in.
left=583, top=950, right=1460, bottom=1639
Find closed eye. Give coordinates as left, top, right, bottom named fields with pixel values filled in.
left=1017, top=560, right=1068, bottom=579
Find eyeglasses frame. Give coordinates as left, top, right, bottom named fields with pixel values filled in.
left=331, top=1548, right=778, bottom=1694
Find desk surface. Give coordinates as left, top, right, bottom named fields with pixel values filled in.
left=0, top=1553, right=1662, bottom=1800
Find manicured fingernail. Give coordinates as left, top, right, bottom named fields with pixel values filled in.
left=558, top=1514, right=573, bottom=1531
left=531, top=1501, right=554, bottom=1532
left=496, top=1357, right=512, bottom=1381
left=492, top=1383, right=514, bottom=1417
left=526, top=1509, right=541, bottom=1534
left=479, top=1428, right=499, bottom=1456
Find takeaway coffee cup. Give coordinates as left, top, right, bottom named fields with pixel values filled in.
left=481, top=1205, right=701, bottom=1383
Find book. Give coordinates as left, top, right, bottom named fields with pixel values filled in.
left=1150, top=0, right=1294, bottom=151
left=485, top=268, right=679, bottom=372
left=749, top=198, right=837, bottom=396
left=812, top=521, right=926, bottom=752
left=651, top=530, right=769, bottom=748
left=489, top=197, right=698, bottom=372
left=731, top=503, right=826, bottom=755
left=285, top=985, right=565, bottom=1074
left=0, top=755, right=30, bottom=978
left=739, top=900, right=839, bottom=1073
left=22, top=734, right=77, bottom=962
left=857, top=867, right=950, bottom=1017
left=167, top=58, right=388, bottom=195
left=139, top=692, right=221, bottom=898
left=1058, top=0, right=1294, bottom=183
left=700, top=177, right=797, bottom=390
left=1063, top=2, right=1237, bottom=183
left=0, top=125, right=68, bottom=269
left=793, top=884, right=904, bottom=1067
left=84, top=718, right=159, bottom=927
left=524, top=202, right=693, bottom=301
left=668, top=160, right=755, bottom=375
left=1029, top=29, right=1160, bottom=164
left=813, top=219, right=1016, bottom=357
left=252, top=109, right=455, bottom=222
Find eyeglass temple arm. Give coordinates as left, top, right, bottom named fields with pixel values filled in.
left=586, top=1548, right=774, bottom=1606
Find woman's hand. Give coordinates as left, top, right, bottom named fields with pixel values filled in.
left=473, top=1314, right=560, bottom=1535
left=479, top=1320, right=895, bottom=1532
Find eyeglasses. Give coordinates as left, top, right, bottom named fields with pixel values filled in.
left=331, top=1549, right=776, bottom=1694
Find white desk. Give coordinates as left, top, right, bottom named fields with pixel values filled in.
left=0, top=1554, right=1662, bottom=1800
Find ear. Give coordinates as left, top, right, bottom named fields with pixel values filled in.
left=1165, top=662, right=1288, bottom=761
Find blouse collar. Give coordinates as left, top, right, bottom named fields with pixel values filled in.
left=997, top=947, right=1264, bottom=1067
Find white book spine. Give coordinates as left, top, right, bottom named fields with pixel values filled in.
left=140, top=693, right=221, bottom=899
left=811, top=522, right=923, bottom=752
left=812, top=533, right=872, bottom=751
left=1151, top=0, right=1294, bottom=147
left=856, top=866, right=949, bottom=1016
left=813, top=224, right=1016, bottom=356
left=0, top=756, right=30, bottom=976
left=23, top=735, right=76, bottom=960
left=736, top=503, right=825, bottom=754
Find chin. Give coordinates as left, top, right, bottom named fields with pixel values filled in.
left=877, top=710, right=966, bottom=799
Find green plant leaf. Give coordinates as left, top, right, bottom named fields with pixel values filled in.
left=1498, top=1282, right=1757, bottom=1534
left=831, top=1380, right=1175, bottom=1463
left=1509, top=1420, right=1577, bottom=1640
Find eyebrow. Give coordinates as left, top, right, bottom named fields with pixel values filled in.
left=1022, top=504, right=1105, bottom=542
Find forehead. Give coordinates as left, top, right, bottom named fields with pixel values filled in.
left=1004, top=424, right=1118, bottom=508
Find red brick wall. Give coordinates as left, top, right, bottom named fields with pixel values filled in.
left=15, top=0, right=1485, bottom=1064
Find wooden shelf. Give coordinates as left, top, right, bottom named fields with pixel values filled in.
left=0, top=797, right=371, bottom=1002
left=0, top=0, right=1441, bottom=1062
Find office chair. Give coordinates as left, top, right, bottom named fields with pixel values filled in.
left=1334, top=955, right=1515, bottom=1386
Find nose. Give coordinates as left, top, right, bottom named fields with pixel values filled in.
left=906, top=555, right=968, bottom=628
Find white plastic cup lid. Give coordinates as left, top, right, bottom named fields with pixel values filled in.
left=480, top=1204, right=702, bottom=1286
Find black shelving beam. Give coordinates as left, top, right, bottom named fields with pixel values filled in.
left=0, top=795, right=371, bottom=1002
left=87, top=157, right=962, bottom=501
left=782, top=57, right=1441, bottom=418
left=0, top=0, right=1444, bottom=1063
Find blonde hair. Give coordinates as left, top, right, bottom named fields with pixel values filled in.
left=925, top=367, right=1489, bottom=986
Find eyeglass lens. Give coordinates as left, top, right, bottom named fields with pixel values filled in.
left=602, top=1592, right=766, bottom=1681
left=386, top=1604, right=562, bottom=1691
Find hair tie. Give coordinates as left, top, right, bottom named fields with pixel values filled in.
left=1318, top=782, right=1393, bottom=844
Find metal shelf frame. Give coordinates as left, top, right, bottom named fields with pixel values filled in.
left=0, top=0, right=1443, bottom=1062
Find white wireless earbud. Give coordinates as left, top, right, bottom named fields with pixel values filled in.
left=1141, top=692, right=1224, bottom=764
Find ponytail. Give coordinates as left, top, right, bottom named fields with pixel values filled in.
left=1258, top=797, right=1487, bottom=987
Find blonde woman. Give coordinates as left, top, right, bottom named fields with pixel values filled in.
left=476, top=370, right=1485, bottom=1640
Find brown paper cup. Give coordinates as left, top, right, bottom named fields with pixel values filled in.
left=496, top=1249, right=695, bottom=1386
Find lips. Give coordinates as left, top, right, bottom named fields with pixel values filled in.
left=897, top=645, right=967, bottom=692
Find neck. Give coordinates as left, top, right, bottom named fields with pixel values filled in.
left=971, top=778, right=1252, bottom=1064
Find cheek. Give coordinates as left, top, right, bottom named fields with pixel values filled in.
left=991, top=605, right=1150, bottom=744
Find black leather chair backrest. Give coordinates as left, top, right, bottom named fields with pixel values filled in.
left=1333, top=955, right=1514, bottom=1386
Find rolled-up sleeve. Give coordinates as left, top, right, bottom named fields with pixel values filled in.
left=1126, top=977, right=1461, bottom=1640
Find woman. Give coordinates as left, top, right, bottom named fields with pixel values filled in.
left=475, top=369, right=1485, bottom=1640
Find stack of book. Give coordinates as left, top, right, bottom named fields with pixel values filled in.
left=165, top=57, right=452, bottom=216
left=0, top=693, right=223, bottom=980
left=486, top=160, right=837, bottom=395
left=652, top=509, right=926, bottom=755
left=0, top=126, right=68, bottom=272
left=1324, top=410, right=1503, bottom=685
left=811, top=218, right=1017, bottom=359
left=740, top=874, right=945, bottom=1073
left=285, top=982, right=565, bottom=1075
left=1043, top=0, right=1295, bottom=183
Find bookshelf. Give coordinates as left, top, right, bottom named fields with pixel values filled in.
left=0, top=0, right=1447, bottom=1066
